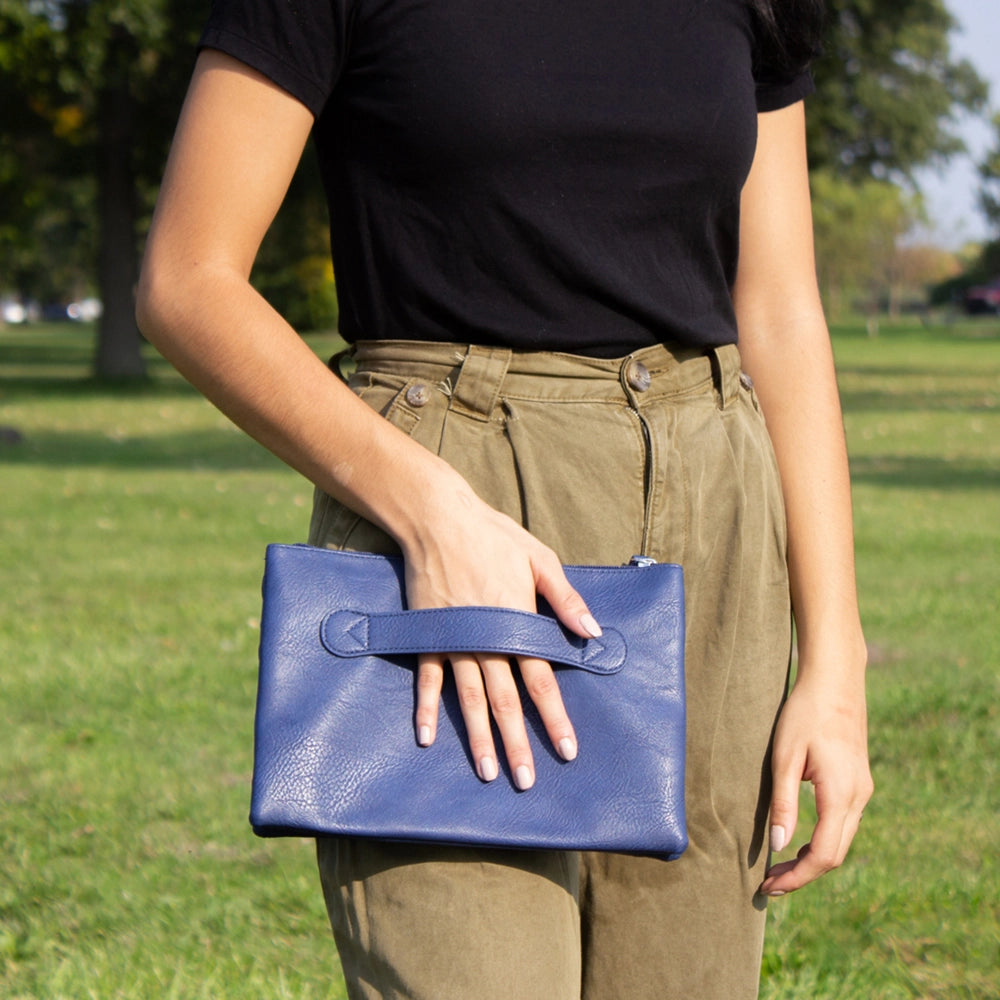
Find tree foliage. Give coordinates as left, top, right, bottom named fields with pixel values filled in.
left=978, top=112, right=1000, bottom=237
left=807, top=0, right=988, bottom=181
left=0, top=0, right=205, bottom=375
left=0, top=68, right=94, bottom=303
left=810, top=169, right=923, bottom=315
left=0, top=0, right=994, bottom=362
left=1, top=0, right=337, bottom=372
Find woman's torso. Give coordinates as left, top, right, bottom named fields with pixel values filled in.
left=200, top=0, right=811, bottom=355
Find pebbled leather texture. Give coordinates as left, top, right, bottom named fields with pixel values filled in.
left=251, top=544, right=687, bottom=857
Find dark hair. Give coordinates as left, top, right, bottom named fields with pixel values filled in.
left=749, top=0, right=826, bottom=76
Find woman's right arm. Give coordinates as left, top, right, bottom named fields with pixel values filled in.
left=137, top=51, right=427, bottom=535
left=137, top=50, right=595, bottom=787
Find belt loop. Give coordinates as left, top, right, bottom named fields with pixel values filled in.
left=328, top=346, right=357, bottom=384
left=707, top=345, right=738, bottom=410
left=449, top=346, right=512, bottom=422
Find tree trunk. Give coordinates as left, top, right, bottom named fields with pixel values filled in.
left=93, top=35, right=145, bottom=380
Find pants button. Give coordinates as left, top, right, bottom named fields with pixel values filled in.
left=405, top=383, right=431, bottom=407
left=625, top=360, right=651, bottom=392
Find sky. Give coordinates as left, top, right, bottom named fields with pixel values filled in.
left=913, top=0, right=1000, bottom=247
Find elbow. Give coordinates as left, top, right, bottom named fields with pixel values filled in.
left=135, top=242, right=251, bottom=358
left=135, top=250, right=214, bottom=351
left=134, top=255, right=172, bottom=346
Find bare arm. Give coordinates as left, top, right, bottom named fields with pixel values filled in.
left=137, top=50, right=598, bottom=787
left=732, top=101, right=873, bottom=894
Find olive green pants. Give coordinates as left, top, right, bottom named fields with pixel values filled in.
left=309, top=340, right=791, bottom=1000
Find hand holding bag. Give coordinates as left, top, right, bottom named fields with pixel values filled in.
left=250, top=544, right=687, bottom=857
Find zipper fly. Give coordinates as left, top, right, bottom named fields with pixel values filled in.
left=628, top=405, right=654, bottom=556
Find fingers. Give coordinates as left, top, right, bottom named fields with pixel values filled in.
left=760, top=807, right=865, bottom=896
left=518, top=656, right=578, bottom=763
left=767, top=748, right=803, bottom=857
left=532, top=550, right=602, bottom=639
left=416, top=652, right=576, bottom=790
left=415, top=654, right=444, bottom=748
left=455, top=653, right=520, bottom=785
left=761, top=778, right=871, bottom=897
left=408, top=532, right=586, bottom=787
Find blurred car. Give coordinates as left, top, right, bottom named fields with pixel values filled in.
left=67, top=298, right=102, bottom=321
left=39, top=298, right=103, bottom=322
left=965, top=278, right=1000, bottom=316
left=41, top=302, right=73, bottom=321
left=3, top=297, right=101, bottom=323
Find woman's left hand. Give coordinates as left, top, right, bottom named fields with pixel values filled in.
left=760, top=665, right=873, bottom=896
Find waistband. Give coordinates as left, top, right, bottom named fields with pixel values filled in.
left=344, top=340, right=744, bottom=421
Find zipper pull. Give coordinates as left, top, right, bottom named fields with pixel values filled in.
left=627, top=555, right=657, bottom=567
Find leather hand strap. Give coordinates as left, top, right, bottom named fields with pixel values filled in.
left=320, top=607, right=626, bottom=673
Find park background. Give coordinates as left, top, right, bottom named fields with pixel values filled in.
left=2, top=0, right=999, bottom=997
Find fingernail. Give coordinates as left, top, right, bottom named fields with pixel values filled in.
left=514, top=765, right=534, bottom=790
left=580, top=613, right=603, bottom=638
left=766, top=889, right=787, bottom=898
left=417, top=725, right=431, bottom=746
left=770, top=825, right=787, bottom=853
left=558, top=737, right=578, bottom=761
left=479, top=756, right=498, bottom=782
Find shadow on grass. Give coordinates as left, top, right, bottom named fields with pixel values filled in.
left=829, top=319, right=1000, bottom=343
left=0, top=326, right=195, bottom=398
left=838, top=385, right=1000, bottom=413
left=4, top=432, right=997, bottom=487
left=0, top=376, right=203, bottom=401
left=1, top=324, right=342, bottom=397
left=849, top=454, right=999, bottom=491
left=0, top=427, right=285, bottom=471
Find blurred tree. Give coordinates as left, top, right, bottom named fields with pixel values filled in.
left=978, top=112, right=1000, bottom=235
left=0, top=69, right=95, bottom=305
left=1, top=0, right=337, bottom=370
left=891, top=242, right=961, bottom=294
left=0, top=0, right=992, bottom=359
left=885, top=242, right=962, bottom=318
left=810, top=169, right=922, bottom=317
left=0, top=0, right=205, bottom=376
left=808, top=0, right=988, bottom=181
left=929, top=113, right=1000, bottom=305
left=928, top=239, right=1000, bottom=307
left=252, top=144, right=338, bottom=334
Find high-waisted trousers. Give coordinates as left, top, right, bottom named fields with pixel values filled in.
left=307, top=339, right=791, bottom=1000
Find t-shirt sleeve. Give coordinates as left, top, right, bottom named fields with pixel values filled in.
left=198, top=0, right=349, bottom=117
left=755, top=68, right=815, bottom=112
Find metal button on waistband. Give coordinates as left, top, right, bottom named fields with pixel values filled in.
left=625, top=360, right=651, bottom=392
left=405, top=383, right=431, bottom=408
left=739, top=372, right=754, bottom=391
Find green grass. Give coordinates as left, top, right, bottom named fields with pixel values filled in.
left=762, top=320, right=1000, bottom=1000
left=2, top=324, right=346, bottom=999
left=2, top=318, right=999, bottom=998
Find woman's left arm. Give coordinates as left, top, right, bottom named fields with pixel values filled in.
left=732, top=100, right=874, bottom=896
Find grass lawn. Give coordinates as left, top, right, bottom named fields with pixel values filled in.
left=2, top=318, right=999, bottom=998
left=762, top=319, right=1000, bottom=1000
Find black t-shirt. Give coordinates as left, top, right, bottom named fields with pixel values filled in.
left=200, top=0, right=812, bottom=355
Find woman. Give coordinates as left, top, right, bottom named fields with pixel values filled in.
left=136, top=0, right=873, bottom=996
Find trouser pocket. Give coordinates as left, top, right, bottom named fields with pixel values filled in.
left=307, top=374, right=448, bottom=553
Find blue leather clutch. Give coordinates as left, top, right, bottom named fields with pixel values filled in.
left=250, top=544, right=687, bottom=858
